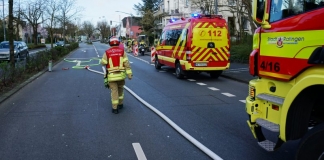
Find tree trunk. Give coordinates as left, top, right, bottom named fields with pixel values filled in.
left=9, top=0, right=14, bottom=68
left=33, top=27, right=38, bottom=45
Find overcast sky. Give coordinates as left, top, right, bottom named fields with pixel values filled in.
left=77, top=0, right=142, bottom=25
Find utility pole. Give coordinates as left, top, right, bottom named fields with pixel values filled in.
left=3, top=0, right=6, bottom=41
left=215, top=0, right=218, bottom=15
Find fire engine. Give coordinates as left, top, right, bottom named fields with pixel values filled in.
left=155, top=14, right=230, bottom=79
left=246, top=0, right=324, bottom=159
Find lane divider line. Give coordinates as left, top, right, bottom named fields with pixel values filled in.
left=208, top=87, right=219, bottom=91
left=132, top=143, right=147, bottom=160
left=196, top=83, right=207, bottom=86
left=221, top=93, right=236, bottom=97
left=85, top=67, right=223, bottom=160
left=239, top=100, right=246, bottom=103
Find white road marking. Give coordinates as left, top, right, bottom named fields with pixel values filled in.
left=208, top=87, right=219, bottom=91
left=76, top=60, right=81, bottom=66
left=197, top=83, right=207, bottom=86
left=84, top=67, right=223, bottom=160
left=222, top=93, right=236, bottom=97
left=187, top=79, right=196, bottom=81
left=239, top=100, right=246, bottom=103
left=132, top=143, right=147, bottom=160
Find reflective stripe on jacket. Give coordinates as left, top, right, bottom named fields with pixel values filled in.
left=101, top=46, right=132, bottom=82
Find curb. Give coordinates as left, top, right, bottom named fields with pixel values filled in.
left=220, top=74, right=250, bottom=84
left=0, top=48, right=78, bottom=105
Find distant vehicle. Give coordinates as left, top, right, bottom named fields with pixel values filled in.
left=55, top=41, right=65, bottom=47
left=0, top=41, right=29, bottom=62
left=155, top=14, right=230, bottom=79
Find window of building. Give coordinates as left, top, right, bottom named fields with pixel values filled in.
left=241, top=17, right=249, bottom=30
left=228, top=0, right=235, bottom=6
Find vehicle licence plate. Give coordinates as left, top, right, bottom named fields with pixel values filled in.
left=141, top=49, right=145, bottom=51
left=195, top=63, right=207, bottom=67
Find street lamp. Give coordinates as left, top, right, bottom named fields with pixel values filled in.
left=115, top=11, right=133, bottom=39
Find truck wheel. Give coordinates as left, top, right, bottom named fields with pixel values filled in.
left=210, top=70, right=223, bottom=78
left=296, top=123, right=324, bottom=160
left=175, top=62, right=184, bottom=79
left=154, top=56, right=161, bottom=70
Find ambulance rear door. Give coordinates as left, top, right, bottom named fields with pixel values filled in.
left=190, top=17, right=230, bottom=68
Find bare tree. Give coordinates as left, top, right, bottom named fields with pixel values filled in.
left=228, top=0, right=256, bottom=43
left=45, top=0, right=60, bottom=48
left=13, top=0, right=24, bottom=41
left=96, top=20, right=110, bottom=41
left=57, top=0, right=82, bottom=43
left=82, top=21, right=94, bottom=41
left=191, top=0, right=217, bottom=14
left=20, top=0, right=47, bottom=45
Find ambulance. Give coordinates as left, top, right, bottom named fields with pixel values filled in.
left=154, top=14, right=230, bottom=79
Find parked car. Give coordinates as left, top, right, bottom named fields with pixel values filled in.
left=55, top=41, right=65, bottom=47
left=0, top=41, right=29, bottom=62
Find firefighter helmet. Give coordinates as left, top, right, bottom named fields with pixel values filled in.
left=109, top=37, right=120, bottom=46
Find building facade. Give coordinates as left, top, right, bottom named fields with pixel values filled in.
left=154, top=0, right=253, bottom=39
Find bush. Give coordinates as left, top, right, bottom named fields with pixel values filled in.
left=27, top=43, right=47, bottom=49
left=230, top=35, right=253, bottom=63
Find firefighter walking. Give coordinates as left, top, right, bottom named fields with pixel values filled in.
left=101, top=37, right=133, bottom=114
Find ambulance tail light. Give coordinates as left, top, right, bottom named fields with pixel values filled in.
left=249, top=28, right=261, bottom=76
left=186, top=51, right=192, bottom=61
left=249, top=50, right=258, bottom=76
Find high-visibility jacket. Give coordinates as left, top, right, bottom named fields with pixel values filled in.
left=101, top=46, right=132, bottom=82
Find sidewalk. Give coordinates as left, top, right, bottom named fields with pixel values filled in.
left=221, top=62, right=256, bottom=84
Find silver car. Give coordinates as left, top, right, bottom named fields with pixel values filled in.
left=0, top=41, right=29, bottom=62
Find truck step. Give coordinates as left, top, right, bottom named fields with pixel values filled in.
left=256, top=118, right=279, bottom=132
left=256, top=93, right=284, bottom=105
left=258, top=140, right=275, bottom=152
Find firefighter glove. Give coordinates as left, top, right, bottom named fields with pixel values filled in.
left=104, top=78, right=109, bottom=88
left=127, top=74, right=132, bottom=80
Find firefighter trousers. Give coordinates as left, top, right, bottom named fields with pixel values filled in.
left=108, top=80, right=125, bottom=109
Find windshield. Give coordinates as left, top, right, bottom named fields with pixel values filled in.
left=0, top=43, right=16, bottom=49
left=270, top=0, right=324, bottom=22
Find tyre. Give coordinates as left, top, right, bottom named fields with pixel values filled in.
left=210, top=70, right=223, bottom=79
left=154, top=56, right=161, bottom=70
left=175, top=62, right=184, bottom=79
left=296, top=123, right=324, bottom=160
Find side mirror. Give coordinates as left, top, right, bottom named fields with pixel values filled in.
left=252, top=0, right=271, bottom=29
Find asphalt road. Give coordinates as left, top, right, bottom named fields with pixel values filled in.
left=0, top=42, right=299, bottom=160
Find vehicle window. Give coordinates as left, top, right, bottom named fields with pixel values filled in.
left=0, top=43, right=9, bottom=48
left=179, top=29, right=188, bottom=47
left=159, top=31, right=165, bottom=45
left=165, top=29, right=182, bottom=46
left=270, top=0, right=324, bottom=22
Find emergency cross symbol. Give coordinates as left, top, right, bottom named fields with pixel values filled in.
left=199, top=30, right=206, bottom=37
left=64, top=58, right=101, bottom=69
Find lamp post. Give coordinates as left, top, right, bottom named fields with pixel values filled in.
left=115, top=11, right=133, bottom=39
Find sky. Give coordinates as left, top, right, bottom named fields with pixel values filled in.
left=77, top=0, right=142, bottom=26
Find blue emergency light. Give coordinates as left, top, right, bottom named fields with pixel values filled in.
left=192, top=13, right=199, bottom=17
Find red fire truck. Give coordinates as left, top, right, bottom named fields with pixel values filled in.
left=246, top=0, right=324, bottom=159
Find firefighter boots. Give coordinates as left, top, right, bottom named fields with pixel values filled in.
left=112, top=109, right=118, bottom=114
left=118, top=104, right=123, bottom=109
